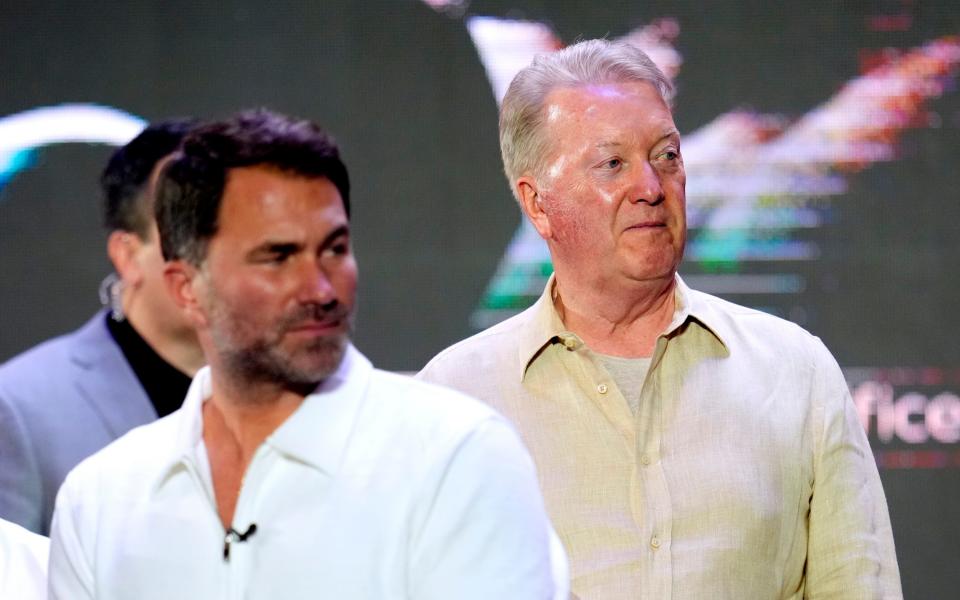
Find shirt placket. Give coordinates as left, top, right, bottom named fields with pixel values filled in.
left=559, top=335, right=635, bottom=444
left=179, top=448, right=233, bottom=599
left=634, top=334, right=673, bottom=600
left=226, top=445, right=270, bottom=600
left=561, top=334, right=660, bottom=594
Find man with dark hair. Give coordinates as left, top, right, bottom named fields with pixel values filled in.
left=48, top=109, right=567, bottom=599
left=0, top=119, right=205, bottom=535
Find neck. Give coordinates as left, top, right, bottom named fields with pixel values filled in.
left=124, top=299, right=204, bottom=377
left=552, top=269, right=677, bottom=358
left=206, top=368, right=307, bottom=463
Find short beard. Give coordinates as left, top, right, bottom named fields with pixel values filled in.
left=212, top=304, right=354, bottom=399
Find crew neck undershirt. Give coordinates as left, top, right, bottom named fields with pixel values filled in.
left=593, top=352, right=652, bottom=415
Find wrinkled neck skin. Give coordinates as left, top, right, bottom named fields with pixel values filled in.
left=551, top=267, right=677, bottom=358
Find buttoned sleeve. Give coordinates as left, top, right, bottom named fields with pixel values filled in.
left=48, top=469, right=96, bottom=600
left=805, top=338, right=902, bottom=599
left=408, top=417, right=568, bottom=600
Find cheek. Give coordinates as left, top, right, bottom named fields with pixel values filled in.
left=544, top=197, right=608, bottom=246
left=594, top=184, right=621, bottom=206
left=332, top=259, right=359, bottom=300
left=212, top=276, right=274, bottom=320
left=666, top=182, right=687, bottom=223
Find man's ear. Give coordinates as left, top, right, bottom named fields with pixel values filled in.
left=106, top=231, right=145, bottom=287
left=163, top=261, right=208, bottom=328
left=516, top=176, right=552, bottom=240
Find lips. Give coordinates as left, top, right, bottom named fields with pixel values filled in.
left=625, top=220, right=667, bottom=230
left=287, top=315, right=346, bottom=333
left=289, top=320, right=341, bottom=332
left=284, top=305, right=351, bottom=335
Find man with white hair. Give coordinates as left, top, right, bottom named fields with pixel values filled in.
left=420, top=39, right=901, bottom=599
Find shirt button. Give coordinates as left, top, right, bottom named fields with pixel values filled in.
left=640, top=454, right=651, bottom=466
left=563, top=338, right=576, bottom=350
left=650, top=536, right=661, bottom=549
left=597, top=383, right=608, bottom=394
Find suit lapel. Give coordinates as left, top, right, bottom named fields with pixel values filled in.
left=68, top=311, right=157, bottom=438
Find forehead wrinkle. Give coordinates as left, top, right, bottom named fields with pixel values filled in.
left=590, top=124, right=679, bottom=153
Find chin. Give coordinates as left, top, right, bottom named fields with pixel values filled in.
left=621, top=255, right=680, bottom=281
left=296, top=340, right=348, bottom=379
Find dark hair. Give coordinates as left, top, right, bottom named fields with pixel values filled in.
left=100, top=119, right=198, bottom=237
left=155, top=108, right=350, bottom=265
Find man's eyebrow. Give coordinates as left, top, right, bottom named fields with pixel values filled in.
left=649, top=128, right=680, bottom=142
left=248, top=241, right=301, bottom=258
left=594, top=130, right=680, bottom=150
left=322, top=224, right=350, bottom=247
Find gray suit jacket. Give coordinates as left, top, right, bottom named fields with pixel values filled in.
left=0, top=311, right=156, bottom=534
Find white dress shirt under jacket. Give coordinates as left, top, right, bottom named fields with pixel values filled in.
left=48, top=345, right=568, bottom=600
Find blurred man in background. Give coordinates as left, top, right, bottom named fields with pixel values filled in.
left=0, top=120, right=204, bottom=534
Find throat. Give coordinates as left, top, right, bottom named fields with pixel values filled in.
left=202, top=401, right=248, bottom=529
left=553, top=279, right=677, bottom=357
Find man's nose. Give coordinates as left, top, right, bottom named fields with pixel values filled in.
left=295, top=260, right=336, bottom=305
left=630, top=160, right=664, bottom=205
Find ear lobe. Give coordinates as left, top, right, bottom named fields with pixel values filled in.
left=516, top=176, right=552, bottom=240
left=163, top=262, right=208, bottom=328
left=106, top=231, right=144, bottom=287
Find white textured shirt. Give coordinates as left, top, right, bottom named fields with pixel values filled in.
left=49, top=345, right=567, bottom=600
left=0, top=517, right=48, bottom=599
left=419, top=276, right=902, bottom=599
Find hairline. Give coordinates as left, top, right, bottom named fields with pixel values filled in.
left=525, top=79, right=671, bottom=178
left=499, top=41, right=674, bottom=199
left=172, top=162, right=347, bottom=267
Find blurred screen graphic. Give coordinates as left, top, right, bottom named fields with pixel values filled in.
left=1, top=2, right=958, bottom=595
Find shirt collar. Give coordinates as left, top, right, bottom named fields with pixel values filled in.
left=266, top=344, right=372, bottom=475
left=517, top=273, right=728, bottom=381
left=160, top=343, right=372, bottom=486
left=667, top=275, right=729, bottom=348
left=515, top=274, right=572, bottom=382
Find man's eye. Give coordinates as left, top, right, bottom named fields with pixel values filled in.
left=601, top=158, right=622, bottom=169
left=325, top=243, right=349, bottom=257
left=659, top=150, right=680, bottom=161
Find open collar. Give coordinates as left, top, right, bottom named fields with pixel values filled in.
left=158, top=344, right=372, bottom=488
left=517, top=274, right=729, bottom=382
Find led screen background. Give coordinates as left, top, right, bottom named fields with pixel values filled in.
left=1, top=1, right=957, bottom=596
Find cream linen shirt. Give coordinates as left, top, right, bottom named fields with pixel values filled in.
left=0, top=517, right=48, bottom=599
left=419, top=276, right=902, bottom=600
left=49, top=345, right=568, bottom=600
